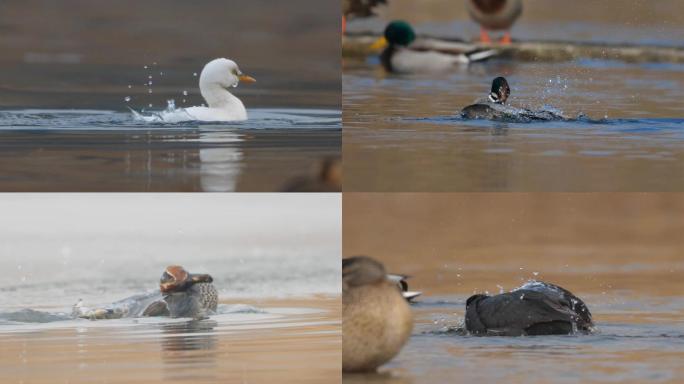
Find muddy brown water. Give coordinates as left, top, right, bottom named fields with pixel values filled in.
left=0, top=298, right=341, bottom=384
left=344, top=1, right=684, bottom=192
left=343, top=193, right=684, bottom=383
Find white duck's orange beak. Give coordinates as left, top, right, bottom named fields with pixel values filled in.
left=238, top=74, right=256, bottom=83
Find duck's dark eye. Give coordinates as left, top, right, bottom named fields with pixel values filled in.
left=161, top=271, right=174, bottom=283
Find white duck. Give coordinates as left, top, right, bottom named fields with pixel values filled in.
left=183, top=58, right=256, bottom=121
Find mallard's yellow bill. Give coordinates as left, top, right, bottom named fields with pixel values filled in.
left=369, top=36, right=388, bottom=51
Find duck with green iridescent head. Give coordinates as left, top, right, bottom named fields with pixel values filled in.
left=375, top=20, right=497, bottom=73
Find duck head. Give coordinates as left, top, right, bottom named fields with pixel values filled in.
left=488, top=76, right=510, bottom=104
left=343, top=256, right=387, bottom=289
left=199, top=58, right=256, bottom=90
left=371, top=20, right=416, bottom=51
left=159, top=265, right=213, bottom=294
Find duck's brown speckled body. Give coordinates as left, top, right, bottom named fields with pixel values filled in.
left=74, top=265, right=218, bottom=320
left=342, top=256, right=413, bottom=373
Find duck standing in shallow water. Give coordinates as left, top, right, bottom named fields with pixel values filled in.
left=467, top=0, right=522, bottom=44
left=465, top=281, right=594, bottom=336
left=376, top=21, right=497, bottom=73
left=73, top=265, right=218, bottom=320
left=343, top=256, right=414, bottom=372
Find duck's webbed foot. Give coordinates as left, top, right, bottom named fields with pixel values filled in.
left=500, top=31, right=512, bottom=44
left=480, top=27, right=492, bottom=43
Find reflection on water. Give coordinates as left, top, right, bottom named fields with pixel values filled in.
left=0, top=299, right=341, bottom=384
left=343, top=59, right=684, bottom=191
left=0, top=109, right=340, bottom=191
left=343, top=194, right=684, bottom=383
left=161, top=320, right=218, bottom=382
left=198, top=131, right=243, bottom=192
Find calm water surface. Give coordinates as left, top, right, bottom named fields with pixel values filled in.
left=343, top=194, right=684, bottom=383
left=343, top=59, right=684, bottom=191
left=0, top=195, right=341, bottom=383
left=0, top=108, right=340, bottom=191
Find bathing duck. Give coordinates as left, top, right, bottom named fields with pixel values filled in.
left=73, top=265, right=218, bottom=320
left=376, top=20, right=497, bottom=73
left=343, top=256, right=414, bottom=372
left=461, top=77, right=567, bottom=121
left=182, top=58, right=256, bottom=122
left=465, top=281, right=594, bottom=336
left=280, top=157, right=342, bottom=192
left=460, top=76, right=510, bottom=119
left=157, top=265, right=218, bottom=319
left=467, top=0, right=522, bottom=44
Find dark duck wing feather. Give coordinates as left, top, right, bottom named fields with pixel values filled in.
left=465, top=281, right=593, bottom=336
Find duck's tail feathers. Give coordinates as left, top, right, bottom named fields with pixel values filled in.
left=403, top=291, right=422, bottom=301
left=465, top=49, right=498, bottom=63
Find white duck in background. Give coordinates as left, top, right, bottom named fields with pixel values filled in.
left=131, top=58, right=256, bottom=123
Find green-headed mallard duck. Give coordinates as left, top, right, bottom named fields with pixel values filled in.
left=343, top=256, right=414, bottom=373
left=467, top=0, right=522, bottom=44
left=465, top=281, right=594, bottom=336
left=376, top=20, right=497, bottom=73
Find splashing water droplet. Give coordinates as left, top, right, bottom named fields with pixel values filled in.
left=193, top=72, right=198, bottom=77
left=127, top=85, right=132, bottom=89
left=182, top=90, right=188, bottom=96
left=148, top=103, right=153, bottom=108
left=148, top=89, right=152, bottom=94
left=159, top=72, right=163, bottom=76
left=148, top=81, right=152, bottom=85
left=533, top=271, right=539, bottom=276
left=153, top=62, right=157, bottom=66
left=148, top=75, right=152, bottom=79
left=166, top=99, right=175, bottom=111
left=124, top=96, right=131, bottom=102
left=182, top=99, right=186, bottom=103
left=143, top=65, right=148, bottom=69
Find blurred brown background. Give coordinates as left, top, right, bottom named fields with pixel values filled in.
left=344, top=193, right=684, bottom=296
left=372, top=0, right=683, bottom=25
left=0, top=0, right=340, bottom=109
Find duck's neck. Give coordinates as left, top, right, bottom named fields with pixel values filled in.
left=200, top=82, right=245, bottom=111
